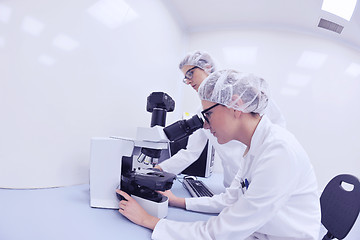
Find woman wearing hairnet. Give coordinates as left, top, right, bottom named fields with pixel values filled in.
left=157, top=50, right=286, bottom=188
left=117, top=70, right=321, bottom=240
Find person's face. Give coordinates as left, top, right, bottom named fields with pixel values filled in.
left=181, top=65, right=209, bottom=92
left=201, top=100, right=235, bottom=144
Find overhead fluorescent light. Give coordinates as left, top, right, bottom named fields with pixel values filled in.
left=21, top=16, right=45, bottom=36
left=0, top=4, right=12, bottom=23
left=321, top=0, right=357, bottom=21
left=38, top=55, right=56, bottom=66
left=296, top=51, right=328, bottom=69
left=222, top=46, right=258, bottom=65
left=87, top=0, right=138, bottom=29
left=53, top=34, right=79, bottom=51
left=345, top=63, right=360, bottom=77
left=286, top=74, right=312, bottom=87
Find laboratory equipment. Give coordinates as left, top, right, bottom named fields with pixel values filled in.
left=90, top=92, right=205, bottom=218
left=182, top=176, right=214, bottom=197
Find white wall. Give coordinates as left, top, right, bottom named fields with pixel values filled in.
left=186, top=29, right=360, bottom=190
left=2, top=1, right=359, bottom=191
left=0, top=0, right=187, bottom=188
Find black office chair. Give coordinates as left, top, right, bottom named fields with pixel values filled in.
left=320, top=174, right=360, bottom=240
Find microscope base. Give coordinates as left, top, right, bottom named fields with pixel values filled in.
left=132, top=195, right=169, bottom=219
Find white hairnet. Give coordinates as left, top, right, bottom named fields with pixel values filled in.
left=198, top=69, right=269, bottom=115
left=179, top=50, right=216, bottom=75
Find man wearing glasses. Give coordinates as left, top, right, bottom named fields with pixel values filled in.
left=156, top=50, right=286, bottom=189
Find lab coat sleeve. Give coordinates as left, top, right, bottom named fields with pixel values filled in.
left=185, top=171, right=243, bottom=213
left=158, top=129, right=208, bottom=174
left=151, top=141, right=301, bottom=240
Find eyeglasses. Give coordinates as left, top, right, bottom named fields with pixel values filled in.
left=201, top=103, right=221, bottom=124
left=183, top=66, right=200, bottom=84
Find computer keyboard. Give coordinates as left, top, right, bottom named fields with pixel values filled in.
left=183, top=178, right=214, bottom=197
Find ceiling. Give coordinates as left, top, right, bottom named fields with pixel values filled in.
left=163, top=0, right=360, bottom=50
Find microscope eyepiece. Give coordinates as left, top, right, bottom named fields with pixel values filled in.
left=163, top=114, right=204, bottom=142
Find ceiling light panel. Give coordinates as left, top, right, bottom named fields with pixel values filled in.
left=286, top=74, right=312, bottom=87
left=345, top=63, right=360, bottom=77
left=222, top=46, right=258, bottom=65
left=53, top=34, right=79, bottom=51
left=21, top=16, right=45, bottom=36
left=321, top=0, right=357, bottom=21
left=87, top=0, right=138, bottom=29
left=296, top=51, right=328, bottom=69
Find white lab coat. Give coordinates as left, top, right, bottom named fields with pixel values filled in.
left=159, top=99, right=286, bottom=187
left=160, top=126, right=245, bottom=187
left=152, top=116, right=321, bottom=240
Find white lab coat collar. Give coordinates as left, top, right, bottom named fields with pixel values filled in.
left=245, top=114, right=271, bottom=159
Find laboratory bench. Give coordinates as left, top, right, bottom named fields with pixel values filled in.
left=0, top=174, right=224, bottom=240
left=0, top=173, right=359, bottom=240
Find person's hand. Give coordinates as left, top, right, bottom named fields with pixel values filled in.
left=116, top=189, right=160, bottom=230
left=153, top=165, right=163, bottom=171
left=158, top=190, right=186, bottom=209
